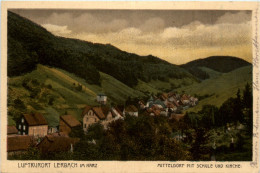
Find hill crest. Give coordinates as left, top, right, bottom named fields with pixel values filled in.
left=181, top=56, right=251, bottom=73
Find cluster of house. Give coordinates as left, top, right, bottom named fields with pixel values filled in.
left=7, top=92, right=198, bottom=156
left=139, top=92, right=198, bottom=120
left=7, top=113, right=81, bottom=156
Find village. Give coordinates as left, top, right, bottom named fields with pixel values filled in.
left=7, top=92, right=199, bottom=156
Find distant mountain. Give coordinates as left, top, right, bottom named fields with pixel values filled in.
left=8, top=11, right=195, bottom=87
left=180, top=56, right=251, bottom=80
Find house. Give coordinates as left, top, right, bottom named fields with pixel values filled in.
left=151, top=109, right=161, bottom=116
left=172, top=99, right=180, bottom=107
left=59, top=115, right=81, bottom=135
left=7, top=135, right=34, bottom=156
left=37, top=133, right=79, bottom=153
left=116, top=105, right=125, bottom=116
left=138, top=100, right=146, bottom=110
left=17, top=113, right=48, bottom=138
left=180, top=94, right=190, bottom=105
left=125, top=105, right=138, bottom=117
left=111, top=106, right=124, bottom=120
left=152, top=99, right=166, bottom=109
left=48, top=126, right=58, bottom=134
left=97, top=93, right=107, bottom=105
left=144, top=107, right=161, bottom=116
left=190, top=97, right=199, bottom=106
left=160, top=108, right=169, bottom=116
left=7, top=125, right=18, bottom=135
left=99, top=107, right=114, bottom=128
left=82, top=105, right=113, bottom=132
left=146, top=96, right=154, bottom=107
left=160, top=93, right=168, bottom=101
left=166, top=102, right=177, bottom=112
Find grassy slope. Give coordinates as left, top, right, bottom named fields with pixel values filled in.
left=198, top=67, right=222, bottom=79
left=135, top=78, right=197, bottom=95
left=177, top=66, right=252, bottom=112
left=8, top=64, right=145, bottom=126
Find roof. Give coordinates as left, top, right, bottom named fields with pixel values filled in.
left=153, top=100, right=166, bottom=108
left=101, top=107, right=110, bottom=116
left=111, top=107, right=123, bottom=118
left=7, top=126, right=18, bottom=135
left=23, top=113, right=48, bottom=126
left=82, top=106, right=111, bottom=120
left=116, top=105, right=125, bottom=113
left=151, top=105, right=162, bottom=116
left=145, top=108, right=161, bottom=116
left=160, top=93, right=168, bottom=100
left=81, top=105, right=92, bottom=117
left=7, top=135, right=32, bottom=152
left=60, top=115, right=81, bottom=128
left=138, top=100, right=145, bottom=105
left=37, top=135, right=79, bottom=153
left=114, top=107, right=123, bottom=117
left=92, top=107, right=106, bottom=120
left=182, top=94, right=190, bottom=100
left=152, top=109, right=161, bottom=116
left=166, top=102, right=175, bottom=108
left=125, top=105, right=138, bottom=112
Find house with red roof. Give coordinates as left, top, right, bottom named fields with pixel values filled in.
left=37, top=133, right=79, bottom=153
left=81, top=105, right=113, bottom=132
left=125, top=105, right=138, bottom=117
left=17, top=113, right=48, bottom=137
left=59, top=115, right=81, bottom=135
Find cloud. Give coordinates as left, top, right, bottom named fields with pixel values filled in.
left=38, top=11, right=252, bottom=64
left=140, top=17, right=165, bottom=32
left=216, top=11, right=251, bottom=24
left=40, top=12, right=129, bottom=34
left=159, top=20, right=251, bottom=47
left=42, top=24, right=72, bottom=36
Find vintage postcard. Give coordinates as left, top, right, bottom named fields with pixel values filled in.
left=1, top=1, right=260, bottom=173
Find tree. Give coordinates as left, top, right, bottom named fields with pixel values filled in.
left=190, top=128, right=210, bottom=160
left=69, top=125, right=85, bottom=138
left=243, top=83, right=252, bottom=109
left=219, top=97, right=236, bottom=125
left=242, top=83, right=253, bottom=135
left=199, top=105, right=219, bottom=129
left=13, top=98, right=26, bottom=110
left=233, top=89, right=244, bottom=124
left=86, top=123, right=105, bottom=140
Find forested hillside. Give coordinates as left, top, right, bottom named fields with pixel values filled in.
left=8, top=11, right=195, bottom=87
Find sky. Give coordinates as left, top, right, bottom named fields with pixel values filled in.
left=11, top=9, right=252, bottom=65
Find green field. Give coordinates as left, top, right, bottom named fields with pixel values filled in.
left=177, top=66, right=252, bottom=112
left=7, top=64, right=146, bottom=126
